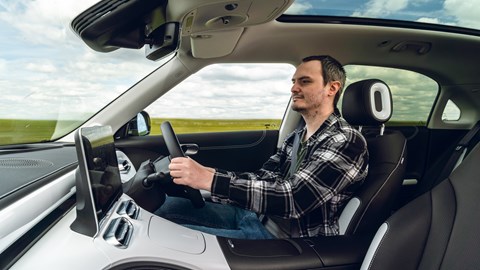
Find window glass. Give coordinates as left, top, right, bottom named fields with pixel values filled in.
left=0, top=0, right=162, bottom=146
left=442, top=99, right=461, bottom=121
left=343, top=65, right=438, bottom=125
left=145, top=63, right=295, bottom=134
left=284, top=0, right=479, bottom=32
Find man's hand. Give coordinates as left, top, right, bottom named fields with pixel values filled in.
left=169, top=157, right=215, bottom=192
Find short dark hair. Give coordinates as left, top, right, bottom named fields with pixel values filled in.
left=302, top=55, right=346, bottom=106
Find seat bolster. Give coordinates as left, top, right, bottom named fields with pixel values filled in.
left=361, top=192, right=432, bottom=270
left=439, top=143, right=480, bottom=269
left=338, top=197, right=361, bottom=235
left=360, top=222, right=388, bottom=270
left=344, top=131, right=407, bottom=235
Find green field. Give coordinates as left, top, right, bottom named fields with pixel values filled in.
left=0, top=119, right=61, bottom=145
left=0, top=118, right=424, bottom=146
left=150, top=118, right=281, bottom=134
left=0, top=118, right=281, bottom=145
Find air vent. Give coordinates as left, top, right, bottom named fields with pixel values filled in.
left=104, top=217, right=133, bottom=248
left=117, top=200, right=139, bottom=219
left=0, top=158, right=54, bottom=168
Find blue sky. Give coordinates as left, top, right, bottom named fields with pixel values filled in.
left=286, top=0, right=478, bottom=28
left=0, top=0, right=477, bottom=122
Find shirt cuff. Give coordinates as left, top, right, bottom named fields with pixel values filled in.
left=211, top=168, right=231, bottom=198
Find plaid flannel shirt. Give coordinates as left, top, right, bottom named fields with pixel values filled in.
left=211, top=110, right=369, bottom=237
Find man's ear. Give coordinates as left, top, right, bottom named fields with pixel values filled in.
left=328, top=81, right=341, bottom=97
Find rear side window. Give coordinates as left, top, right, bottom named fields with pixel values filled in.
left=442, top=99, right=461, bottom=121
left=343, top=65, right=438, bottom=126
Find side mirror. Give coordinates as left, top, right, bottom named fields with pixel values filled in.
left=128, top=111, right=151, bottom=136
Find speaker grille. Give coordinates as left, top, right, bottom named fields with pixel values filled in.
left=0, top=158, right=54, bottom=168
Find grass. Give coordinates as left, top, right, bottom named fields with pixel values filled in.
left=0, top=118, right=425, bottom=146
left=150, top=118, right=282, bottom=134
left=0, top=118, right=282, bottom=145
left=0, top=119, right=59, bottom=145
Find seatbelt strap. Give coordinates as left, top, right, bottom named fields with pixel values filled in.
left=260, top=121, right=305, bottom=236
left=289, top=119, right=305, bottom=177
left=289, top=130, right=301, bottom=177
left=436, top=120, right=480, bottom=183
left=289, top=119, right=305, bottom=237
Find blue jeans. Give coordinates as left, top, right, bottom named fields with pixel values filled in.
left=155, top=196, right=274, bottom=239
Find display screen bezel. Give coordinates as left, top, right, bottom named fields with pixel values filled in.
left=71, top=125, right=123, bottom=237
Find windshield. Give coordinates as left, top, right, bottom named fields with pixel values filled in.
left=284, top=0, right=480, bottom=30
left=0, top=0, right=160, bottom=146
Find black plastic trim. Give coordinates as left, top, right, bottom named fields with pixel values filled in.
left=217, top=237, right=323, bottom=270
left=0, top=162, right=77, bottom=211
left=217, top=235, right=371, bottom=270
left=107, top=261, right=191, bottom=270
left=0, top=143, right=66, bottom=154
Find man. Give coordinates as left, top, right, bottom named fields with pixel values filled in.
left=157, top=55, right=369, bottom=239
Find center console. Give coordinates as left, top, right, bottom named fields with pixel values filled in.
left=68, top=125, right=226, bottom=269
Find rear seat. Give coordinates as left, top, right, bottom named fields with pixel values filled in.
left=406, top=120, right=480, bottom=203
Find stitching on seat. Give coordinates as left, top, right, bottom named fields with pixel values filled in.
left=352, top=139, right=407, bottom=234
left=367, top=222, right=390, bottom=270
left=432, top=179, right=457, bottom=270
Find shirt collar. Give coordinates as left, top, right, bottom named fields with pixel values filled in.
left=299, top=108, right=341, bottom=143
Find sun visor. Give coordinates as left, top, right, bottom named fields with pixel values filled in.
left=190, top=28, right=244, bottom=59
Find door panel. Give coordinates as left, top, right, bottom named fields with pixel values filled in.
left=389, top=126, right=467, bottom=207
left=115, top=130, right=279, bottom=173
left=391, top=126, right=429, bottom=181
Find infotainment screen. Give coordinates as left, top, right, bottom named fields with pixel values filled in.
left=71, top=125, right=123, bottom=237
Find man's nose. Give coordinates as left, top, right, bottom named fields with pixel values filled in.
left=291, top=83, right=300, bottom=93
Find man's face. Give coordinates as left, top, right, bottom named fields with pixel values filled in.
left=290, top=60, right=331, bottom=114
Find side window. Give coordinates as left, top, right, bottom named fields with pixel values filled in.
left=145, top=64, right=295, bottom=134
left=442, top=99, right=461, bottom=121
left=343, top=65, right=438, bottom=126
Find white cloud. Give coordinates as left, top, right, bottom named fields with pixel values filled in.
left=0, top=0, right=163, bottom=120
left=416, top=17, right=441, bottom=24
left=345, top=65, right=438, bottom=121
left=284, top=1, right=314, bottom=14
left=0, top=0, right=98, bottom=46
left=444, top=0, right=480, bottom=29
left=146, top=64, right=295, bottom=119
left=352, top=0, right=409, bottom=17
left=26, top=62, right=57, bottom=73
left=0, top=59, right=6, bottom=73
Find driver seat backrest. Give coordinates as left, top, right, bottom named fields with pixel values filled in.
left=361, top=142, right=480, bottom=270
left=338, top=79, right=407, bottom=235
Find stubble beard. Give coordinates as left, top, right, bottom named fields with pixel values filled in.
left=292, top=105, right=306, bottom=114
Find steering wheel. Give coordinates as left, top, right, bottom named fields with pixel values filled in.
left=161, top=121, right=205, bottom=208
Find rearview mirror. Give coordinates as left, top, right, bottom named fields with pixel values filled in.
left=145, top=22, right=180, bottom=61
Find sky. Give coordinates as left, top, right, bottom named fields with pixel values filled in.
left=287, top=0, right=480, bottom=28
left=0, top=0, right=478, bottom=122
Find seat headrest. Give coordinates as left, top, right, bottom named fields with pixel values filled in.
left=341, top=79, right=393, bottom=126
